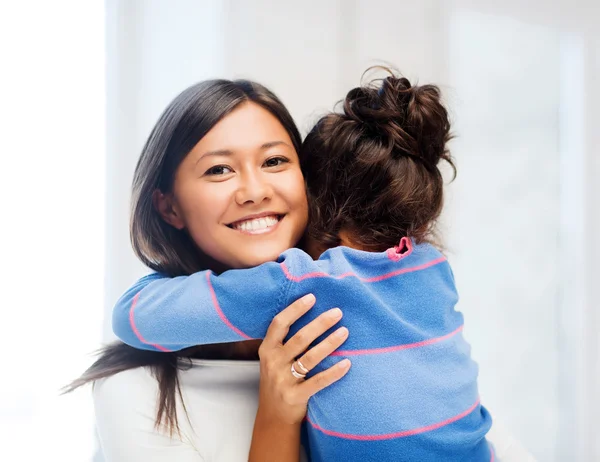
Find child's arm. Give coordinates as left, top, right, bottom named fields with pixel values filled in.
left=112, top=260, right=294, bottom=352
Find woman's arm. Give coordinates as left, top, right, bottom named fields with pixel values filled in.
left=112, top=260, right=292, bottom=352
left=249, top=294, right=351, bottom=462
left=250, top=416, right=302, bottom=462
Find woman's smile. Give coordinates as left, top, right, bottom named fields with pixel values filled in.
left=227, top=212, right=284, bottom=235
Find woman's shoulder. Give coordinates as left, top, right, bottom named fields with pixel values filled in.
left=93, top=365, right=158, bottom=406
left=93, top=360, right=261, bottom=413
left=93, top=366, right=208, bottom=461
left=93, top=366, right=160, bottom=433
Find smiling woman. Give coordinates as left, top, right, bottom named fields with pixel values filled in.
left=66, top=79, right=349, bottom=462
left=153, top=102, right=308, bottom=271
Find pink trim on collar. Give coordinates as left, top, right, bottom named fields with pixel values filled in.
left=386, top=236, right=413, bottom=261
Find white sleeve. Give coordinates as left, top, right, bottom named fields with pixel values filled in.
left=93, top=368, right=204, bottom=462
left=487, top=418, right=538, bottom=461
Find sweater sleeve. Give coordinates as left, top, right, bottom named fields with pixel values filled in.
left=112, top=261, right=292, bottom=352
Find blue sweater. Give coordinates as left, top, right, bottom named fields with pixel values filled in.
left=113, top=238, right=493, bottom=461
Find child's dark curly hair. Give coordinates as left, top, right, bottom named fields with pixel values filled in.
left=301, top=69, right=456, bottom=252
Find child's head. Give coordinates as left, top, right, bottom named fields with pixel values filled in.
left=301, top=69, right=455, bottom=253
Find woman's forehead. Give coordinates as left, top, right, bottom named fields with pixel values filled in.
left=188, top=102, right=296, bottom=163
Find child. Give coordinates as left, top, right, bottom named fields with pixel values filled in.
left=112, top=71, right=493, bottom=461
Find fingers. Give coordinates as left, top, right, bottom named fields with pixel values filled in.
left=294, top=326, right=349, bottom=373
left=299, top=359, right=351, bottom=397
left=283, top=308, right=343, bottom=358
left=258, top=294, right=352, bottom=412
left=263, top=293, right=316, bottom=347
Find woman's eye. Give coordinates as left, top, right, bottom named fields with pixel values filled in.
left=205, top=165, right=232, bottom=176
left=264, top=157, right=289, bottom=168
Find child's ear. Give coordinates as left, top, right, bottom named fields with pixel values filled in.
left=152, top=189, right=185, bottom=230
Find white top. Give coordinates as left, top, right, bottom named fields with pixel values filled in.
left=94, top=360, right=536, bottom=462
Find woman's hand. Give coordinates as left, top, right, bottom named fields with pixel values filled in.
left=249, top=294, right=350, bottom=461
left=257, top=293, right=351, bottom=424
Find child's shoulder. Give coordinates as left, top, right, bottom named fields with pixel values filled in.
left=406, top=239, right=446, bottom=261
left=332, top=238, right=445, bottom=265
left=276, top=240, right=448, bottom=279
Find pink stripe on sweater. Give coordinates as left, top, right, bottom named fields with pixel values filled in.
left=331, top=325, right=464, bottom=357
left=306, top=398, right=481, bottom=441
left=205, top=271, right=252, bottom=340
left=280, top=256, right=447, bottom=283
left=129, top=292, right=172, bottom=352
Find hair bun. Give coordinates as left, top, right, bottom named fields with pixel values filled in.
left=342, top=69, right=453, bottom=172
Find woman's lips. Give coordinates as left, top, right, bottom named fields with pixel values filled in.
left=228, top=214, right=283, bottom=235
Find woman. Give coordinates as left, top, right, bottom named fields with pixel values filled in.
left=69, top=79, right=347, bottom=461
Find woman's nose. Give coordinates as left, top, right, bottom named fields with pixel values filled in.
left=234, top=172, right=273, bottom=206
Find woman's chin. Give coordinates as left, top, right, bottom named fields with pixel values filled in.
left=233, top=243, right=291, bottom=268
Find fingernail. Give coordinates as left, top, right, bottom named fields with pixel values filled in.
left=335, top=327, right=348, bottom=338
left=337, top=359, right=351, bottom=369
left=303, top=293, right=316, bottom=305
left=329, top=308, right=342, bottom=319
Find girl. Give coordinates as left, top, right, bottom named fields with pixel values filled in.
left=111, top=71, right=493, bottom=461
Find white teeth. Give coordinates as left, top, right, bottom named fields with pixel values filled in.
left=233, top=215, right=280, bottom=232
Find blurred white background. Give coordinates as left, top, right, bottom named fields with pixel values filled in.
left=1, top=1, right=598, bottom=461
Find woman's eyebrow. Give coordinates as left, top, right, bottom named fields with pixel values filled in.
left=260, top=140, right=291, bottom=150
left=196, top=149, right=233, bottom=164
left=197, top=141, right=291, bottom=163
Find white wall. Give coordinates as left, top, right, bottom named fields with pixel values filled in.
left=0, top=2, right=105, bottom=461
left=102, top=1, right=599, bottom=460
left=583, top=30, right=600, bottom=461
left=446, top=11, right=563, bottom=460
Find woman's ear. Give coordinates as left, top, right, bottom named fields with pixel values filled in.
left=152, top=189, right=185, bottom=230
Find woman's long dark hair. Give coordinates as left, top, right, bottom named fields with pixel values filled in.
left=64, top=79, right=302, bottom=436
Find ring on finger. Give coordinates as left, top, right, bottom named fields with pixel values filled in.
left=295, top=359, right=309, bottom=375
left=290, top=362, right=307, bottom=379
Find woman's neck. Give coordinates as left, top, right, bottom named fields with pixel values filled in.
left=305, top=229, right=366, bottom=259
left=185, top=340, right=261, bottom=361
left=338, top=230, right=364, bottom=249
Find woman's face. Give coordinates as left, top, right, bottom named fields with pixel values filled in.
left=163, top=102, right=308, bottom=269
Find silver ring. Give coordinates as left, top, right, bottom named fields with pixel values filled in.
left=291, top=362, right=306, bottom=379
left=296, top=360, right=309, bottom=375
